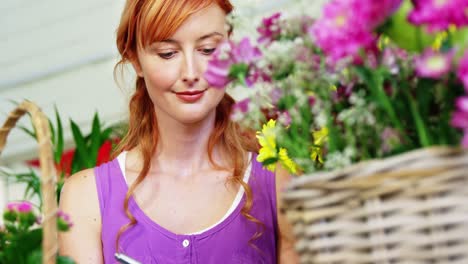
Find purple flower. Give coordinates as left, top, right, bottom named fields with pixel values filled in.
left=204, top=38, right=262, bottom=89
left=232, top=38, right=262, bottom=64
left=233, top=98, right=250, bottom=113
left=332, top=85, right=354, bottom=102
left=414, top=48, right=453, bottom=78
left=451, top=96, right=468, bottom=147
left=458, top=50, right=468, bottom=92
left=409, top=0, right=468, bottom=32
left=257, top=12, right=282, bottom=45
left=204, top=42, right=234, bottom=88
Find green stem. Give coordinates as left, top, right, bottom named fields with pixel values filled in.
left=404, top=90, right=432, bottom=147
left=415, top=27, right=423, bottom=52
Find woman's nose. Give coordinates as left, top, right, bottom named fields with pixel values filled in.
left=181, top=53, right=200, bottom=86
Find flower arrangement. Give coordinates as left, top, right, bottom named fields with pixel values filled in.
left=0, top=201, right=74, bottom=264
left=206, top=0, right=468, bottom=175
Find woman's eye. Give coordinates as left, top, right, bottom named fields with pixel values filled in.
left=158, top=51, right=177, bottom=59
left=200, top=48, right=216, bottom=55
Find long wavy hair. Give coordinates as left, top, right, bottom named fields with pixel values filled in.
left=113, top=0, right=261, bottom=252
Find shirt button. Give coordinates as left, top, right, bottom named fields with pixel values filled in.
left=182, top=239, right=190, bottom=248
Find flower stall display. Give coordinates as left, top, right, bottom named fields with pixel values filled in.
left=207, top=0, right=468, bottom=262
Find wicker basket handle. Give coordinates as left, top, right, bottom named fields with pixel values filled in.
left=0, top=100, right=58, bottom=264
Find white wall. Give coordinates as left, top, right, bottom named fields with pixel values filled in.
left=0, top=0, right=328, bottom=207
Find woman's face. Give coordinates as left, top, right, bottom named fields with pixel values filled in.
left=134, top=4, right=228, bottom=125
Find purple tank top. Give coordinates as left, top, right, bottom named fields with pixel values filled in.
left=94, top=153, right=278, bottom=263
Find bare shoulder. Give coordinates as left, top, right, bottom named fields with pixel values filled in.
left=59, top=168, right=103, bottom=262
left=60, top=168, right=98, bottom=205
left=59, top=168, right=101, bottom=228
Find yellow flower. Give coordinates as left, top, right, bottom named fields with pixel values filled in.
left=256, top=119, right=278, bottom=172
left=432, top=31, right=448, bottom=51
left=378, top=35, right=390, bottom=51
left=278, top=148, right=298, bottom=174
left=310, top=127, right=328, bottom=163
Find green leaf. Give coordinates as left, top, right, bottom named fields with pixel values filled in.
left=54, top=106, right=64, bottom=164
left=70, top=120, right=92, bottom=168
left=380, top=0, right=435, bottom=52
left=17, top=125, right=37, bottom=140
left=277, top=95, right=297, bottom=111
left=228, top=63, right=249, bottom=81
left=57, top=255, right=76, bottom=264
left=49, top=120, right=56, bottom=151
left=100, top=127, right=114, bottom=142
left=89, top=112, right=102, bottom=166
left=262, top=157, right=278, bottom=166
left=355, top=66, right=403, bottom=131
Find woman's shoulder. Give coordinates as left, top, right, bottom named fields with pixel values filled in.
left=59, top=168, right=101, bottom=231
left=61, top=168, right=97, bottom=198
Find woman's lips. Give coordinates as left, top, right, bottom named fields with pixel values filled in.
left=174, top=89, right=206, bottom=103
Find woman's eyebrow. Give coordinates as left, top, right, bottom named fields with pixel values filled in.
left=159, top=32, right=224, bottom=44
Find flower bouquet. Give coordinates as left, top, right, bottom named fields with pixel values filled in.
left=206, top=0, right=468, bottom=262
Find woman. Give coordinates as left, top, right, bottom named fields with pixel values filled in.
left=59, top=0, right=298, bottom=263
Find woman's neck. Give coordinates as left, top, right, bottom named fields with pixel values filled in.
left=150, top=110, right=225, bottom=177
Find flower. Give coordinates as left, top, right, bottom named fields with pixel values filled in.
left=408, top=0, right=468, bottom=32
left=256, top=119, right=279, bottom=172
left=310, top=127, right=328, bottom=163
left=414, top=48, right=453, bottom=78
left=381, top=127, right=402, bottom=153
left=230, top=98, right=251, bottom=122
left=204, top=42, right=234, bottom=88
left=451, top=96, right=468, bottom=147
left=257, top=12, right=282, bottom=45
left=309, top=0, right=402, bottom=65
left=205, top=38, right=262, bottom=88
left=278, top=148, right=298, bottom=174
left=6, top=201, right=33, bottom=214
left=458, top=50, right=468, bottom=92
left=57, top=211, right=74, bottom=231
left=220, top=3, right=468, bottom=174
left=309, top=1, right=376, bottom=64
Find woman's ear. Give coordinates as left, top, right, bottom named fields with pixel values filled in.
left=130, top=58, right=144, bottom=77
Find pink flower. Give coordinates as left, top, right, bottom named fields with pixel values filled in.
left=278, top=111, right=292, bottom=126
left=458, top=50, right=468, bottom=92
left=6, top=201, right=33, bottom=214
left=57, top=211, right=73, bottom=231
left=451, top=96, right=468, bottom=147
left=309, top=0, right=401, bottom=65
left=204, top=38, right=262, bottom=88
left=414, top=48, right=453, bottom=78
left=409, top=0, right=468, bottom=32
left=257, top=12, right=282, bottom=45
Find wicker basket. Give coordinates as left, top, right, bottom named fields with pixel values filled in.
left=283, top=146, right=468, bottom=264
left=0, top=100, right=58, bottom=264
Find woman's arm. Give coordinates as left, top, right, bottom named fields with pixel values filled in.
left=58, top=168, right=103, bottom=264
left=276, top=165, right=300, bottom=264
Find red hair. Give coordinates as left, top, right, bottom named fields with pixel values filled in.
left=113, top=0, right=261, bottom=252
